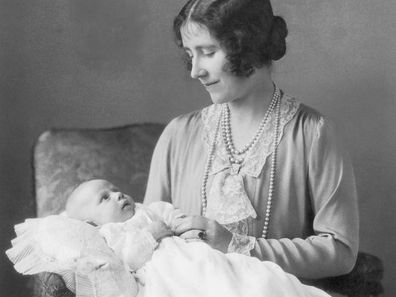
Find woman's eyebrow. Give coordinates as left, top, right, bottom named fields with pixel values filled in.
left=183, top=45, right=217, bottom=51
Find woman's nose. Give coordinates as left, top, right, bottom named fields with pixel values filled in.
left=190, top=58, right=207, bottom=79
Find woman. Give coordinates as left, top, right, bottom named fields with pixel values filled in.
left=144, top=0, right=359, bottom=280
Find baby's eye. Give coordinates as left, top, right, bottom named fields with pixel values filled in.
left=86, top=221, right=98, bottom=227
left=101, top=194, right=110, bottom=201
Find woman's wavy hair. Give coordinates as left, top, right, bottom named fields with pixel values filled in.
left=173, top=0, right=288, bottom=77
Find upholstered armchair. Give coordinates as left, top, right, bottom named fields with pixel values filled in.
left=31, top=123, right=384, bottom=297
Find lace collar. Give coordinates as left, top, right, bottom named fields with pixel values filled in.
left=201, top=93, right=300, bottom=178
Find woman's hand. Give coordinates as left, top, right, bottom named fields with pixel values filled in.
left=146, top=221, right=173, bottom=242
left=173, top=215, right=232, bottom=253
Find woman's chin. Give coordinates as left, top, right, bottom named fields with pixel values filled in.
left=209, top=94, right=228, bottom=105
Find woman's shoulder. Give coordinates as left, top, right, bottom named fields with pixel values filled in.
left=168, top=108, right=204, bottom=128
left=281, top=92, right=338, bottom=137
left=283, top=93, right=326, bottom=126
left=284, top=94, right=342, bottom=145
left=297, top=103, right=324, bottom=125
left=162, top=105, right=215, bottom=137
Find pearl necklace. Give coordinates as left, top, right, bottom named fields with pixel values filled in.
left=222, top=87, right=281, bottom=169
left=200, top=86, right=282, bottom=239
left=201, top=109, right=222, bottom=216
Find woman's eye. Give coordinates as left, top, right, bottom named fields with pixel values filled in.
left=203, top=51, right=215, bottom=57
left=202, top=48, right=216, bottom=57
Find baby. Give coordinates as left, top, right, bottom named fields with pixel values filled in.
left=7, top=179, right=331, bottom=297
left=66, top=178, right=186, bottom=271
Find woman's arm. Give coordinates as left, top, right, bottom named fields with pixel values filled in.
left=251, top=235, right=356, bottom=279
left=144, top=122, right=174, bottom=204
left=173, top=215, right=233, bottom=252
left=249, top=118, right=359, bottom=279
left=175, top=117, right=359, bottom=279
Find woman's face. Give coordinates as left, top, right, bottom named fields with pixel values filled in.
left=180, top=21, right=253, bottom=104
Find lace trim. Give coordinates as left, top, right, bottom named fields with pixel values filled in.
left=6, top=216, right=137, bottom=297
left=227, top=233, right=256, bottom=256
left=201, top=94, right=300, bottom=177
left=206, top=171, right=257, bottom=224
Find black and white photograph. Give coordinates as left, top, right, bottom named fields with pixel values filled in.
left=1, top=0, right=395, bottom=296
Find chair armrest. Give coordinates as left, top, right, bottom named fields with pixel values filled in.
left=32, top=273, right=74, bottom=297
left=312, top=252, right=384, bottom=297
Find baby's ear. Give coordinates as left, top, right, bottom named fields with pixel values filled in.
left=85, top=221, right=98, bottom=227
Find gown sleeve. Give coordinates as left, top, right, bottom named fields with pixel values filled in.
left=251, top=118, right=359, bottom=279
left=99, top=223, right=158, bottom=271
left=147, top=201, right=186, bottom=229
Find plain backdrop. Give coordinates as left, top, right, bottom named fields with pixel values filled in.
left=1, top=0, right=395, bottom=296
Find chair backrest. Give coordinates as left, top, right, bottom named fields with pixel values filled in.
left=33, top=123, right=164, bottom=217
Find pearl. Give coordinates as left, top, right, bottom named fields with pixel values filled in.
left=222, top=88, right=280, bottom=158
left=201, top=86, right=282, bottom=239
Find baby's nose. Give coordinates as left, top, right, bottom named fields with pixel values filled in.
left=112, top=192, right=124, bottom=201
left=117, top=192, right=125, bottom=200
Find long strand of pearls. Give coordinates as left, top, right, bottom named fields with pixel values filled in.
left=200, top=86, right=282, bottom=238
left=201, top=109, right=222, bottom=217
left=261, top=91, right=281, bottom=239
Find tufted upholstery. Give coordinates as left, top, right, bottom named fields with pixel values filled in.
left=31, top=123, right=384, bottom=297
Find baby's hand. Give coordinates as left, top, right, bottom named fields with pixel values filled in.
left=146, top=221, right=173, bottom=242
left=179, top=229, right=205, bottom=242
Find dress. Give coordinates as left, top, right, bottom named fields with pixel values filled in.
left=100, top=202, right=331, bottom=297
left=7, top=204, right=330, bottom=297
left=99, top=201, right=185, bottom=271
left=144, top=93, right=359, bottom=279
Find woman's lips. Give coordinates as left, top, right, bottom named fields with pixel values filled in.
left=203, top=80, right=219, bottom=87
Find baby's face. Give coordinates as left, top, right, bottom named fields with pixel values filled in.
left=69, top=179, right=136, bottom=225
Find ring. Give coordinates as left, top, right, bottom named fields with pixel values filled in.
left=198, top=231, right=207, bottom=240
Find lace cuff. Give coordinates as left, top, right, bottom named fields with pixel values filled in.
left=227, top=233, right=256, bottom=256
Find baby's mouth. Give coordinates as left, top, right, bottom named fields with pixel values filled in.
left=122, top=201, right=130, bottom=209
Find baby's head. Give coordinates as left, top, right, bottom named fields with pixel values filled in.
left=66, top=179, right=136, bottom=225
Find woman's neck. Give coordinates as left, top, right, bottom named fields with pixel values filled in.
left=229, top=70, right=275, bottom=118
left=226, top=70, right=276, bottom=150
